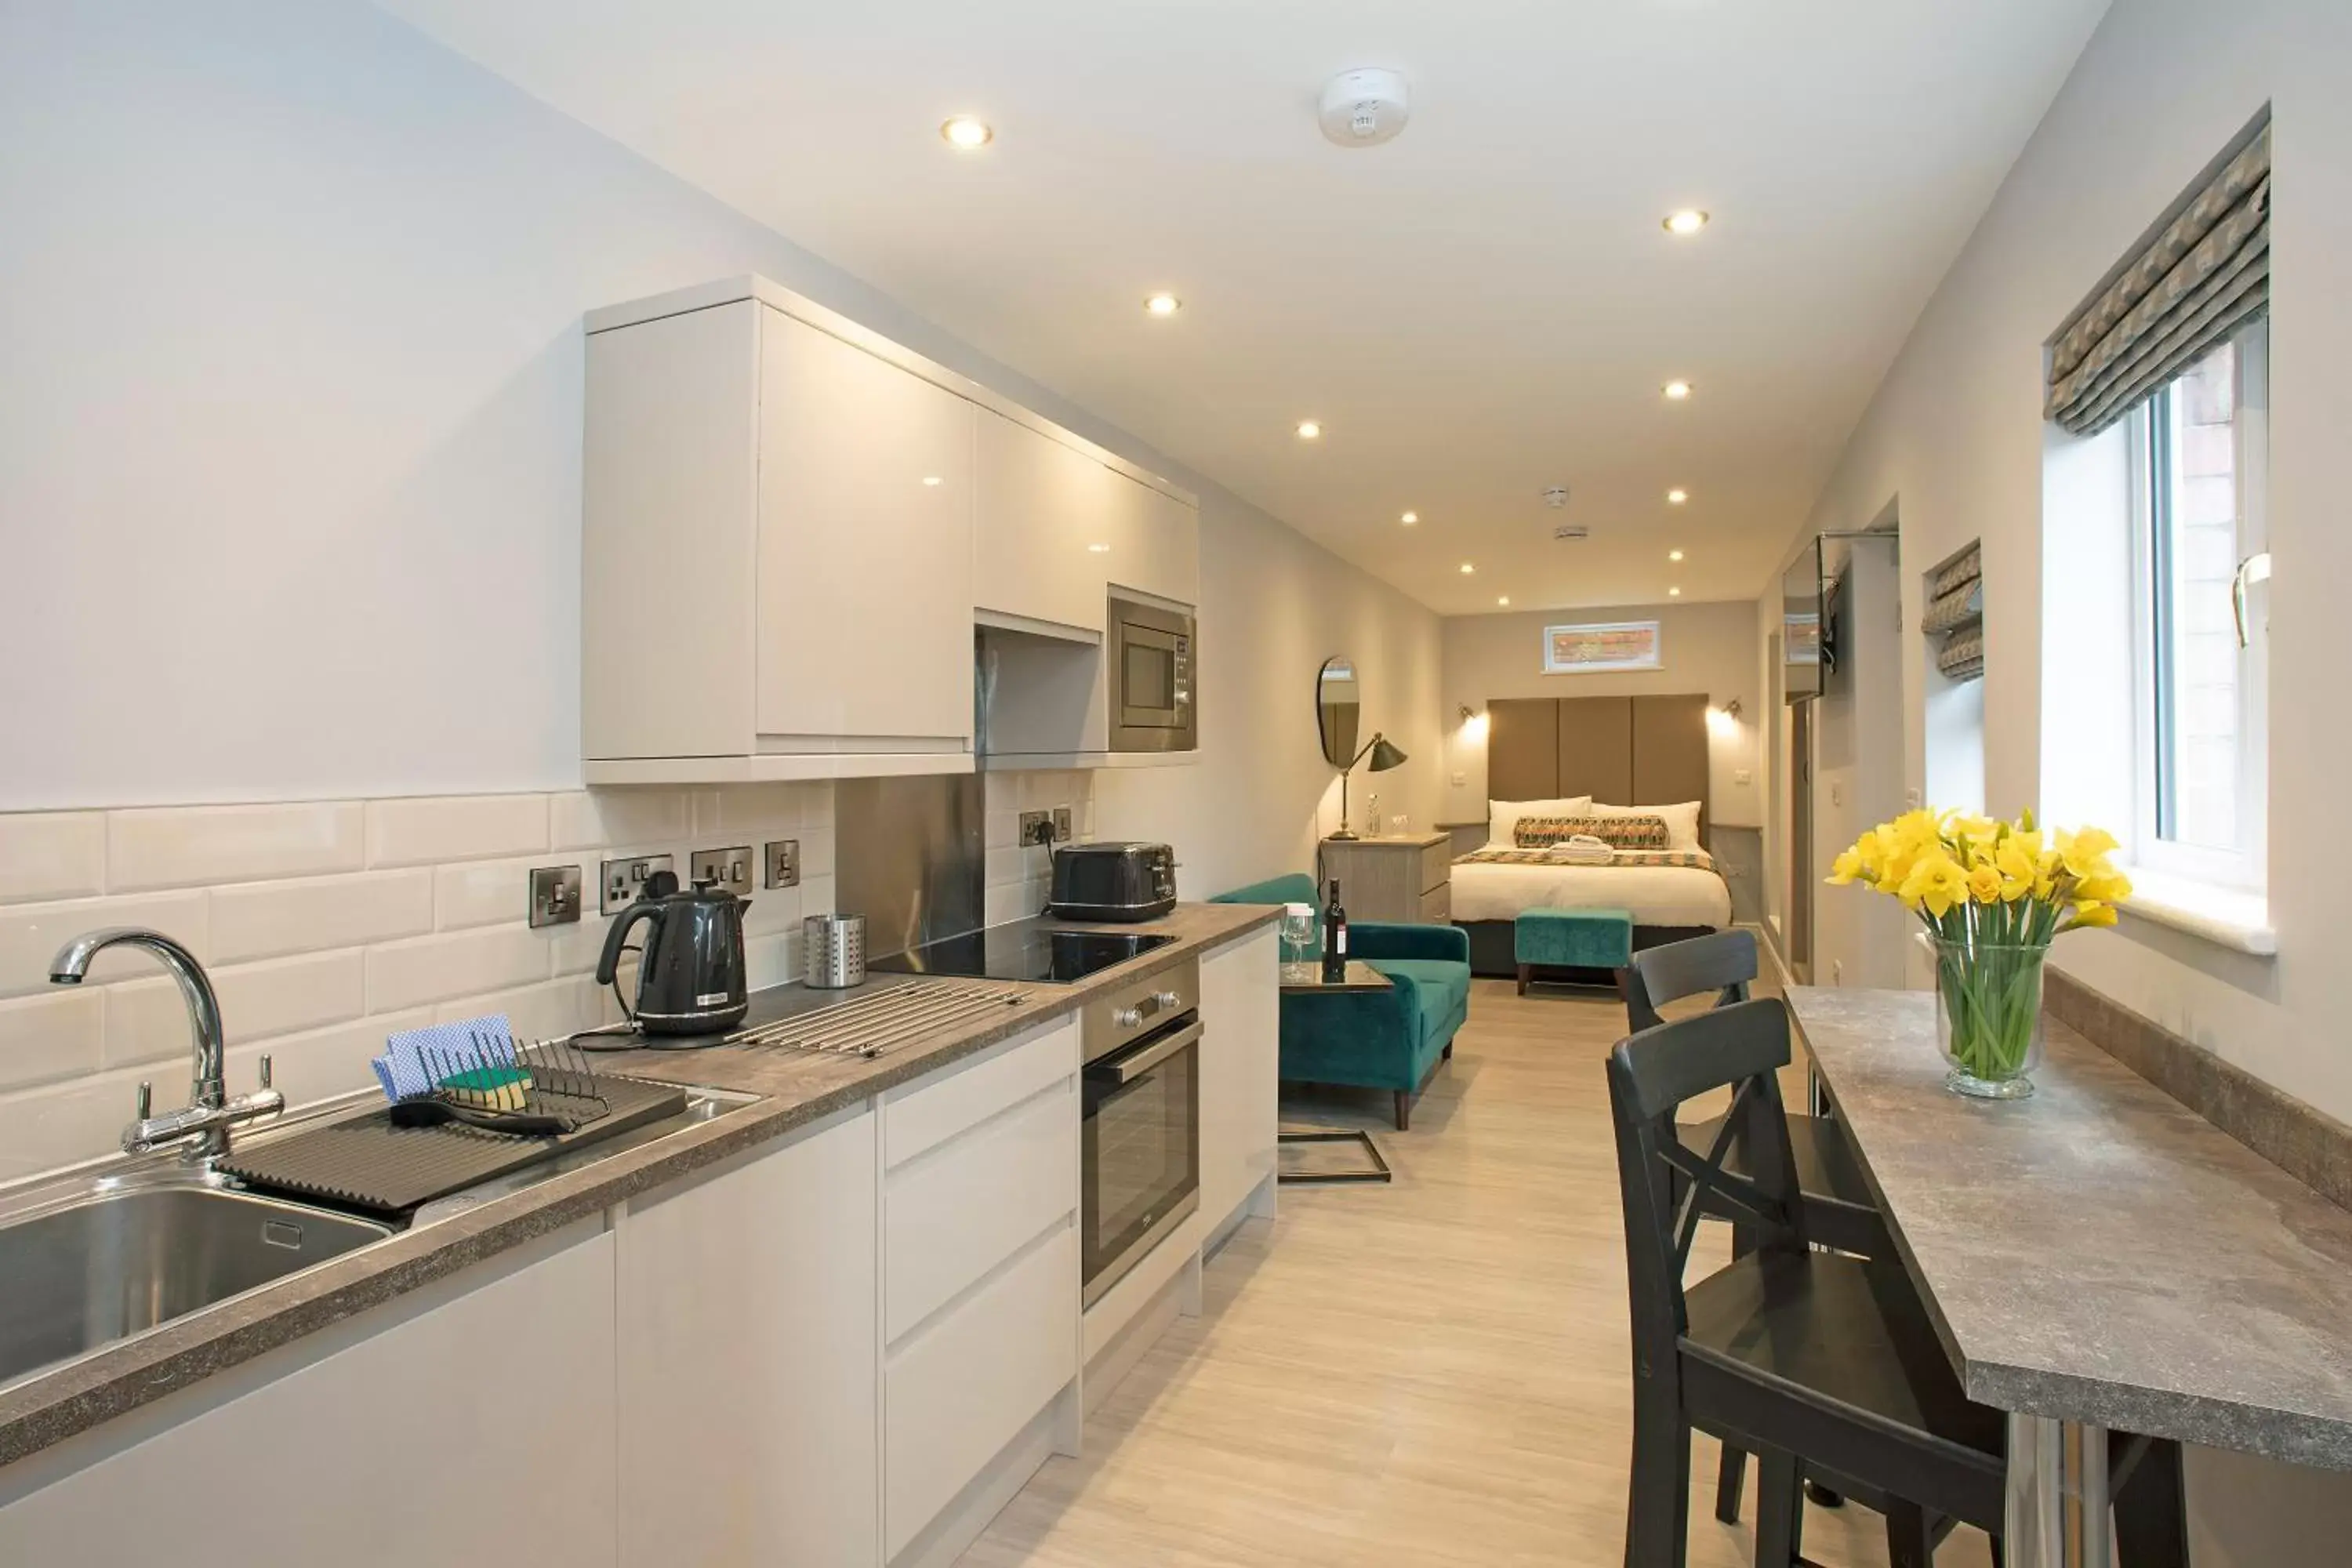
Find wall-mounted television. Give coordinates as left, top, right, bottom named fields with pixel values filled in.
left=1783, top=536, right=1831, bottom=702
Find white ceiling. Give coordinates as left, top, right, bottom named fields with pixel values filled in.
left=379, top=0, right=2109, bottom=616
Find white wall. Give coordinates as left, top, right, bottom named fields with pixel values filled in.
left=0, top=0, right=1436, bottom=826
left=1759, top=0, right=2352, bottom=1555
left=1438, top=599, right=1764, bottom=828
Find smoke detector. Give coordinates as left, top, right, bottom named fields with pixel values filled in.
left=1543, top=485, right=1570, bottom=508
left=1319, top=69, right=1411, bottom=147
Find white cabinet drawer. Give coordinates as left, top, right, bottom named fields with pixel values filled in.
left=1419, top=838, right=1453, bottom=895
left=884, top=1223, right=1079, bottom=1559
left=884, top=1015, right=1078, bottom=1170
left=1418, top=884, right=1452, bottom=924
left=884, top=1078, right=1076, bottom=1344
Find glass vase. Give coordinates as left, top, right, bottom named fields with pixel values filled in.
left=1929, top=936, right=2047, bottom=1099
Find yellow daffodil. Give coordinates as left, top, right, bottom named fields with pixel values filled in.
left=1899, top=852, right=1970, bottom=918
left=2056, top=826, right=2121, bottom=880
left=1826, top=807, right=2129, bottom=937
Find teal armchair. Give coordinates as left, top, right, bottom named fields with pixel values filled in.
left=1210, top=873, right=1472, bottom=1130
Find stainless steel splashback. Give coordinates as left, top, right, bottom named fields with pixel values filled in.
left=833, top=775, right=984, bottom=960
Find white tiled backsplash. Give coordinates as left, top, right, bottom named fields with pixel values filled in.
left=0, top=784, right=836, bottom=1182
left=982, top=771, right=1096, bottom=927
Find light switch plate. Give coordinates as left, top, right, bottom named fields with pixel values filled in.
left=1051, top=806, right=1073, bottom=841
left=528, top=866, right=583, bottom=928
left=690, top=845, right=754, bottom=898
left=1734, top=768, right=1753, bottom=786
left=600, top=854, right=674, bottom=915
left=764, top=840, right=800, bottom=889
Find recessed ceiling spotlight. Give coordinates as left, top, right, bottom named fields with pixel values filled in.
left=1668, top=548, right=1685, bottom=562
left=1144, top=292, right=1181, bottom=317
left=921, top=475, right=942, bottom=487
left=941, top=116, right=993, bottom=151
left=1295, top=420, right=1322, bottom=440
left=1497, top=595, right=1510, bottom=607
left=1668, top=586, right=1682, bottom=597
left=1663, top=380, right=1693, bottom=401
left=1667, top=488, right=1689, bottom=505
left=1664, top=209, right=1710, bottom=237
left=1088, top=543, right=1110, bottom=554
left=1459, top=562, right=1475, bottom=575
left=1400, top=510, right=1418, bottom=525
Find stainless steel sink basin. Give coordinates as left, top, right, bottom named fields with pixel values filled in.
left=0, top=1178, right=390, bottom=1391
left=0, top=1080, right=761, bottom=1395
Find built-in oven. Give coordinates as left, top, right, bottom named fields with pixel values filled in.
left=1080, top=957, right=1201, bottom=1307
left=1105, top=593, right=1196, bottom=753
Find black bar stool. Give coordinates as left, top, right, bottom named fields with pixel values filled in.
left=1605, top=996, right=2187, bottom=1566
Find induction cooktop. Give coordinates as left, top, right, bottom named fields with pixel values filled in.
left=866, top=917, right=1174, bottom=985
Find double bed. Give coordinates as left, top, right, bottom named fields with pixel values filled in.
left=1454, top=692, right=1733, bottom=981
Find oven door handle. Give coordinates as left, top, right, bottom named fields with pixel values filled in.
left=1085, top=1018, right=1202, bottom=1087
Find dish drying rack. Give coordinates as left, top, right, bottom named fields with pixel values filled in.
left=220, top=1030, right=691, bottom=1216
left=724, top=982, right=1028, bottom=1060
left=388, top=1033, right=616, bottom=1135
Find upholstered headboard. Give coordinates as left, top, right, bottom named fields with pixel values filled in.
left=1486, top=694, right=1711, bottom=838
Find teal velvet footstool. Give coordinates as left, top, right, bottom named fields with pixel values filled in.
left=1513, top=907, right=1633, bottom=995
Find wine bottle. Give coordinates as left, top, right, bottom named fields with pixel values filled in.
left=1321, top=878, right=1348, bottom=982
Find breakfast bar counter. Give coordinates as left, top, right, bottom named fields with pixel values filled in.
left=1786, top=985, right=2352, bottom=1566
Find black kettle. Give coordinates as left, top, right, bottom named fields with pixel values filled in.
left=595, top=873, right=750, bottom=1036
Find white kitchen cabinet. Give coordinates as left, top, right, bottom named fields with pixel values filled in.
left=973, top=408, right=1201, bottom=639
left=1200, top=926, right=1279, bottom=1240
left=0, top=1226, right=619, bottom=1568
left=757, top=312, right=975, bottom=747
left=615, top=1106, right=879, bottom=1568
left=974, top=409, right=1115, bottom=634
left=1105, top=472, right=1201, bottom=609
left=583, top=282, right=975, bottom=783
left=879, top=1017, right=1080, bottom=1563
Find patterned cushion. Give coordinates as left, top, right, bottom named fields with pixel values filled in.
left=1514, top=814, right=1673, bottom=852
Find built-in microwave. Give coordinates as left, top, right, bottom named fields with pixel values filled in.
left=1106, top=594, right=1196, bottom=753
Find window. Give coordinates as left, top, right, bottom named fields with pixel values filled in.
left=2129, top=322, right=2268, bottom=889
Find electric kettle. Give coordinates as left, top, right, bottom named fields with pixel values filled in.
left=595, top=874, right=750, bottom=1036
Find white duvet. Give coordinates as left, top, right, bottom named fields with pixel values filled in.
left=1450, top=858, right=1732, bottom=929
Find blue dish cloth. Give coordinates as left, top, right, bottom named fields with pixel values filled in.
left=372, top=1014, right=516, bottom=1102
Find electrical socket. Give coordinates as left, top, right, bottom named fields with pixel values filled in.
left=528, top=865, right=583, bottom=928
left=1051, top=806, right=1073, bottom=841
left=600, top=853, right=674, bottom=915
left=764, top=840, right=800, bottom=889
left=1018, top=809, right=1053, bottom=845
left=690, top=845, right=754, bottom=898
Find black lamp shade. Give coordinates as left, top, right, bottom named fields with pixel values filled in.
left=1364, top=735, right=1408, bottom=773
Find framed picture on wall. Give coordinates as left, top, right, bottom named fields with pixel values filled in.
left=1541, top=619, right=1663, bottom=674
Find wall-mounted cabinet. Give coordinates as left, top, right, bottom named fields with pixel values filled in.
left=583, top=275, right=1199, bottom=787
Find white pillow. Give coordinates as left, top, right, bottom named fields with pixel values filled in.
left=1487, top=796, right=1592, bottom=848
left=1586, top=800, right=1703, bottom=851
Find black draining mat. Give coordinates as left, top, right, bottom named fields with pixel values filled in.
left=220, top=1077, right=690, bottom=1215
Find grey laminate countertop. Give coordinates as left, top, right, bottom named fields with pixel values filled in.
left=1788, top=985, right=2352, bottom=1469
left=0, top=902, right=1278, bottom=1472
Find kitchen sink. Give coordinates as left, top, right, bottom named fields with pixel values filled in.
left=0, top=1178, right=391, bottom=1391
left=0, top=1080, right=760, bottom=1396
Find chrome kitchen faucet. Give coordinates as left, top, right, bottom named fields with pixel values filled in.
left=49, top=927, right=283, bottom=1158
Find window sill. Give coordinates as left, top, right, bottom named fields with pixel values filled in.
left=2115, top=865, right=2275, bottom=956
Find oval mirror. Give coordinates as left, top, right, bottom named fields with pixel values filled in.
left=1317, top=655, right=1361, bottom=768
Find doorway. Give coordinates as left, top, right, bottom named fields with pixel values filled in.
left=1788, top=699, right=1813, bottom=984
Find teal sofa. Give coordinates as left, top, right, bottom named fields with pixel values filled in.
left=1209, top=873, right=1472, bottom=1130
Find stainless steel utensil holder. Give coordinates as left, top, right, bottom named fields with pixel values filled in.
left=804, top=913, right=866, bottom=989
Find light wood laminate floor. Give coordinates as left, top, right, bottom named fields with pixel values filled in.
left=963, top=975, right=1994, bottom=1567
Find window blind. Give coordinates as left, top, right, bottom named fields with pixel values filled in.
left=2045, top=114, right=2270, bottom=437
